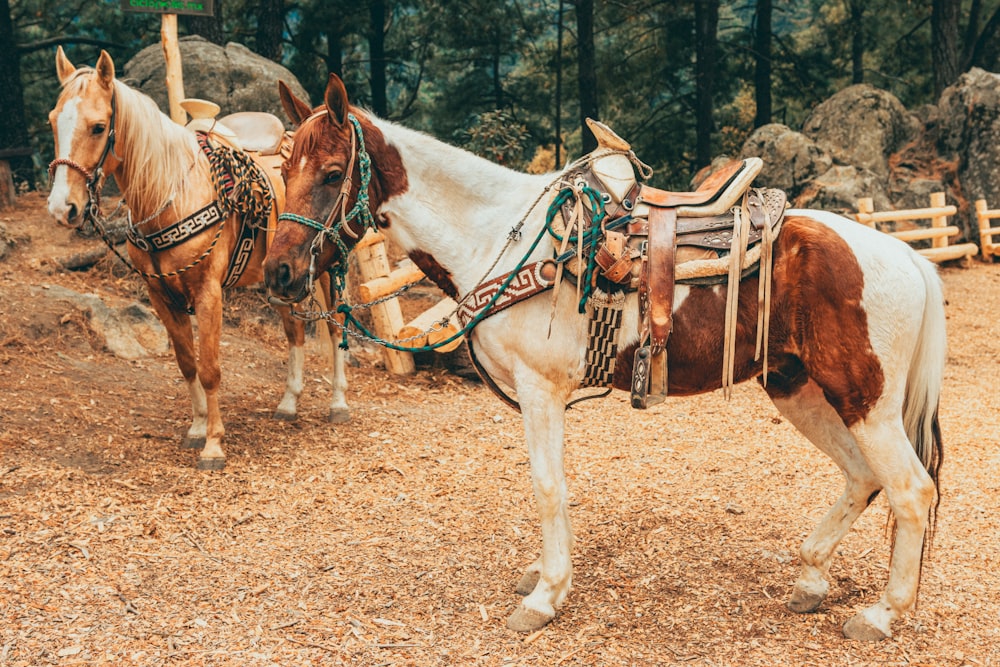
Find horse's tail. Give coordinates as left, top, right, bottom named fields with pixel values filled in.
left=902, top=255, right=946, bottom=533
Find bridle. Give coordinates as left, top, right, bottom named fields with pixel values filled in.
left=48, top=88, right=119, bottom=230
left=274, top=112, right=376, bottom=302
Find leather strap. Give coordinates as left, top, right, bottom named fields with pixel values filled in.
left=647, top=206, right=677, bottom=351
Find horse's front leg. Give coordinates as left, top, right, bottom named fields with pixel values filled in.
left=507, top=383, right=573, bottom=632
left=320, top=276, right=349, bottom=423
left=191, top=282, right=226, bottom=470
left=146, top=287, right=207, bottom=451
left=272, top=304, right=305, bottom=421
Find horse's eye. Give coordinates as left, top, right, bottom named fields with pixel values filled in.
left=324, top=169, right=343, bottom=186
left=91, top=124, right=106, bottom=136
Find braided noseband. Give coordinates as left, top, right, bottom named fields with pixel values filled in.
left=277, top=113, right=376, bottom=290
left=48, top=89, right=119, bottom=229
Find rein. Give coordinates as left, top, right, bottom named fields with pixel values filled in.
left=276, top=111, right=649, bottom=355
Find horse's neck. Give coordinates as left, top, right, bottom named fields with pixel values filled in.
left=377, top=123, right=554, bottom=294
left=113, top=88, right=208, bottom=221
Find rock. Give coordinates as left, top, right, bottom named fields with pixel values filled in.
left=802, top=84, right=919, bottom=178
left=0, top=222, right=30, bottom=261
left=936, top=67, right=1000, bottom=237
left=740, top=123, right=832, bottom=200
left=33, top=284, right=169, bottom=359
left=122, top=36, right=311, bottom=127
left=794, top=165, right=889, bottom=214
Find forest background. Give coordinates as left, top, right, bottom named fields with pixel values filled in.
left=3, top=0, right=1000, bottom=191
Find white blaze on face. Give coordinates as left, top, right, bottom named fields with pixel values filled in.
left=47, top=96, right=81, bottom=221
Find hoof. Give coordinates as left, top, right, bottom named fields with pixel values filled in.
left=786, top=588, right=826, bottom=614
left=507, top=605, right=554, bottom=632
left=196, top=457, right=226, bottom=471
left=843, top=613, right=891, bottom=641
left=328, top=407, right=350, bottom=424
left=273, top=410, right=298, bottom=422
left=181, top=436, right=206, bottom=450
left=515, top=570, right=540, bottom=596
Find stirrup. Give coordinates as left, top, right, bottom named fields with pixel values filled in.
left=630, top=345, right=667, bottom=409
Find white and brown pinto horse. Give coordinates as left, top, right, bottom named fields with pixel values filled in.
left=264, top=74, right=946, bottom=641
left=46, top=48, right=350, bottom=469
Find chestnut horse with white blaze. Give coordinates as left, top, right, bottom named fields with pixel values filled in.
left=264, top=73, right=946, bottom=641
left=47, top=48, right=351, bottom=469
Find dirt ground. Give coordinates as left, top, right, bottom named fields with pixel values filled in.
left=1, top=191, right=998, bottom=666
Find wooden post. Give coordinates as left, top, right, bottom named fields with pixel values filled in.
left=976, top=198, right=1000, bottom=260
left=353, top=231, right=416, bottom=375
left=929, top=192, right=947, bottom=249
left=0, top=160, right=14, bottom=210
left=161, top=14, right=187, bottom=125
left=856, top=197, right=875, bottom=227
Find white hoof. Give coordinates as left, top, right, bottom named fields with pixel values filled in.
left=506, top=605, right=554, bottom=632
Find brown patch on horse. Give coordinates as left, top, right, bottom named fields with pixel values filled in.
left=408, top=249, right=459, bottom=299
left=768, top=216, right=884, bottom=425
left=611, top=215, right=884, bottom=427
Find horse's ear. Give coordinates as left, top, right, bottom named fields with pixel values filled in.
left=95, top=50, right=116, bottom=90
left=324, top=73, right=349, bottom=127
left=55, top=45, right=76, bottom=85
left=278, top=80, right=313, bottom=127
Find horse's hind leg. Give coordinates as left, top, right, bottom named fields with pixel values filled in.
left=145, top=289, right=207, bottom=450
left=188, top=284, right=228, bottom=470
left=765, top=380, right=880, bottom=615
left=843, top=411, right=935, bottom=640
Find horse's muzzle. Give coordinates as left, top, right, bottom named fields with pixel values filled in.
left=263, top=260, right=310, bottom=304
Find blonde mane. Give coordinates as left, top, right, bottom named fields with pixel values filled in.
left=61, top=68, right=204, bottom=215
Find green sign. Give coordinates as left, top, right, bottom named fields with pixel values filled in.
left=120, top=0, right=214, bottom=16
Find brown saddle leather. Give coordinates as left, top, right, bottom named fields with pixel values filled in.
left=636, top=157, right=763, bottom=215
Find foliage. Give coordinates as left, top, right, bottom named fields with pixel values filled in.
left=10, top=0, right=1000, bottom=190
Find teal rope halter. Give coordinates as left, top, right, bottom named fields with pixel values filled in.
left=277, top=113, right=377, bottom=283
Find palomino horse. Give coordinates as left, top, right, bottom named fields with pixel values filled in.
left=46, top=48, right=350, bottom=470
left=264, top=74, right=946, bottom=641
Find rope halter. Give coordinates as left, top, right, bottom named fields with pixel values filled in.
left=48, top=89, right=119, bottom=229
left=277, top=113, right=376, bottom=292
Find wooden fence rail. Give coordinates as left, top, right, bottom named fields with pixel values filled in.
left=854, top=192, right=978, bottom=264
left=354, top=231, right=461, bottom=375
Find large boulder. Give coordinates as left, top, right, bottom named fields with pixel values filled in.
left=794, top=165, right=889, bottom=214
left=122, top=36, right=311, bottom=128
left=802, top=84, right=919, bottom=178
left=936, top=67, right=1000, bottom=233
left=739, top=123, right=831, bottom=200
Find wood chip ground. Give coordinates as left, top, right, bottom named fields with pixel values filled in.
left=1, top=192, right=998, bottom=666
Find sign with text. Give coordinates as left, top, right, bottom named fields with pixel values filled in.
left=120, top=0, right=214, bottom=16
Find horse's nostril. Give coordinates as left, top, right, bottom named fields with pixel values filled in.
left=67, top=203, right=78, bottom=223
left=277, top=263, right=292, bottom=288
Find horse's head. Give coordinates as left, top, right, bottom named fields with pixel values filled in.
left=265, top=74, right=384, bottom=304
left=47, top=47, right=121, bottom=229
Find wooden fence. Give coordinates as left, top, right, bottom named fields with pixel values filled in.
left=354, top=231, right=461, bottom=375
left=854, top=192, right=978, bottom=264
left=975, top=199, right=1000, bottom=261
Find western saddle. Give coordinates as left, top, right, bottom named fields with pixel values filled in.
left=556, top=119, right=787, bottom=409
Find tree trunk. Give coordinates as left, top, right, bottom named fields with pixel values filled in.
left=694, top=0, right=719, bottom=169
left=368, top=0, right=388, bottom=117
left=850, top=1, right=864, bottom=84
left=0, top=0, right=32, bottom=190
left=256, top=0, right=285, bottom=61
left=576, top=0, right=599, bottom=153
left=932, top=0, right=961, bottom=97
left=186, top=1, right=225, bottom=46
left=327, top=31, right=344, bottom=80
left=753, top=0, right=772, bottom=128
